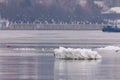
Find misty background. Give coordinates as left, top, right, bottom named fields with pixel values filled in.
left=0, top=0, right=120, bottom=24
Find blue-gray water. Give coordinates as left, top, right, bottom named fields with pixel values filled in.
left=0, top=30, right=120, bottom=80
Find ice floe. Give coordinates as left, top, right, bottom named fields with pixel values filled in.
left=96, top=46, right=120, bottom=54
left=54, top=47, right=102, bottom=60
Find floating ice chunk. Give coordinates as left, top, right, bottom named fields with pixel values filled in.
left=97, top=46, right=120, bottom=50
left=13, top=48, right=36, bottom=51
left=96, top=46, right=120, bottom=54
left=54, top=47, right=102, bottom=60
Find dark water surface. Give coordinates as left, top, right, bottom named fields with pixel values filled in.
left=0, top=30, right=119, bottom=80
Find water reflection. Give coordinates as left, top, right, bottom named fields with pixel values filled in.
left=0, top=47, right=120, bottom=80
left=0, top=56, right=54, bottom=80
left=54, top=60, right=101, bottom=80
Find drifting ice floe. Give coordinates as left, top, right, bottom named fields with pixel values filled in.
left=13, top=48, right=36, bottom=51
left=97, top=46, right=120, bottom=50
left=54, top=47, right=102, bottom=60
left=96, top=46, right=120, bottom=54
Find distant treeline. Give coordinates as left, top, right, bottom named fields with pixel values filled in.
left=0, top=0, right=103, bottom=24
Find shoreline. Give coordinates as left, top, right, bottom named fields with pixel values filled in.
left=1, top=24, right=103, bottom=30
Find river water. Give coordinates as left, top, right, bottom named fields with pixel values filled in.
left=0, top=30, right=120, bottom=80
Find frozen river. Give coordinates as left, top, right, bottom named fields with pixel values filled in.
left=0, top=30, right=120, bottom=80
